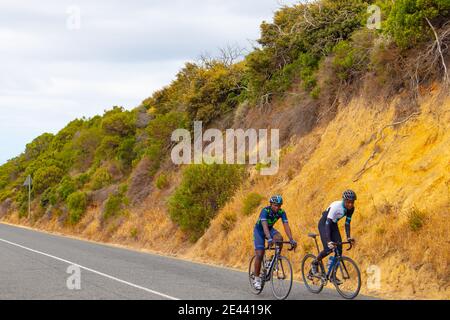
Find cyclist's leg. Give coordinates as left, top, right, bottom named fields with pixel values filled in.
left=253, top=228, right=266, bottom=277
left=272, top=228, right=283, bottom=249
left=316, top=220, right=332, bottom=262
left=329, top=229, right=343, bottom=284
left=335, top=229, right=343, bottom=256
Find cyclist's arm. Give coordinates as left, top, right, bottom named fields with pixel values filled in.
left=283, top=222, right=294, bottom=242
left=280, top=210, right=293, bottom=241
left=261, top=220, right=272, bottom=240
left=345, top=214, right=352, bottom=239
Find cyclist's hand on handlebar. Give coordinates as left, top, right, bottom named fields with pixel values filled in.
left=327, top=241, right=336, bottom=250
left=267, top=238, right=274, bottom=248
left=289, top=239, right=297, bottom=249
left=347, top=237, right=355, bottom=245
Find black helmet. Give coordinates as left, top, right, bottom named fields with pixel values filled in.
left=269, top=195, right=283, bottom=205
left=343, top=190, right=357, bottom=201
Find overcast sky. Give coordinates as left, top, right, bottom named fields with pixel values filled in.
left=0, top=0, right=300, bottom=165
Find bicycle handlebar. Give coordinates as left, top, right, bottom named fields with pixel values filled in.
left=264, top=241, right=296, bottom=251
left=332, top=241, right=353, bottom=251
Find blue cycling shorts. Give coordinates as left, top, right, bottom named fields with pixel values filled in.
left=253, top=226, right=279, bottom=250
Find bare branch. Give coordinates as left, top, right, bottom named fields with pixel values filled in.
left=426, top=17, right=449, bottom=84
left=353, top=112, right=421, bottom=182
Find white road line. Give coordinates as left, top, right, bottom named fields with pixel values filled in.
left=0, top=237, right=179, bottom=300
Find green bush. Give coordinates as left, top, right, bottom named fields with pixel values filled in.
left=66, top=191, right=87, bottom=224
left=183, top=62, right=245, bottom=123
left=103, top=193, right=128, bottom=220
left=245, top=0, right=369, bottom=101
left=72, top=127, right=102, bottom=170
left=156, top=173, right=169, bottom=190
left=168, top=163, right=244, bottom=242
left=101, top=107, right=136, bottom=137
left=332, top=39, right=370, bottom=82
left=116, top=137, right=136, bottom=170
left=95, top=136, right=121, bottom=160
left=24, top=133, right=54, bottom=160
left=90, top=167, right=112, bottom=190
left=242, top=193, right=264, bottom=216
left=0, top=188, right=13, bottom=203
left=130, top=227, right=138, bottom=239
left=378, top=0, right=450, bottom=49
left=33, top=165, right=64, bottom=194
left=145, top=111, right=189, bottom=175
left=57, top=176, right=76, bottom=201
left=75, top=173, right=90, bottom=187
left=40, top=187, right=57, bottom=208
left=407, top=208, right=427, bottom=231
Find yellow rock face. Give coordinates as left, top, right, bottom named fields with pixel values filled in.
left=187, top=88, right=450, bottom=299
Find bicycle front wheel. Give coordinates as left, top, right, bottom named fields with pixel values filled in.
left=301, top=253, right=324, bottom=294
left=270, top=256, right=293, bottom=300
left=332, top=256, right=361, bottom=299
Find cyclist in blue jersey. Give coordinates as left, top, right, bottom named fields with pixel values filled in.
left=252, top=195, right=297, bottom=290
left=311, top=190, right=357, bottom=280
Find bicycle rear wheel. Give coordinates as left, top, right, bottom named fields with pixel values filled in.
left=331, top=256, right=361, bottom=299
left=301, top=253, right=324, bottom=294
left=248, top=255, right=265, bottom=295
left=270, top=256, right=293, bottom=300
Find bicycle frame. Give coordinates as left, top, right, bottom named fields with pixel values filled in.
left=309, top=235, right=353, bottom=281
left=263, top=241, right=294, bottom=281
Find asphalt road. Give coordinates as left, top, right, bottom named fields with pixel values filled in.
left=0, top=222, right=375, bottom=300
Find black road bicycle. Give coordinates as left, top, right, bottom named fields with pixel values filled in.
left=301, top=233, right=361, bottom=299
left=248, top=241, right=295, bottom=300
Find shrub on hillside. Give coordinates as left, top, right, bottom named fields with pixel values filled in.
left=245, top=0, right=369, bottom=102
left=24, top=133, right=54, bottom=160
left=145, top=111, right=189, bottom=175
left=66, top=191, right=87, bottom=224
left=101, top=107, right=136, bottom=137
left=168, top=163, right=244, bottom=241
left=40, top=187, right=58, bottom=208
left=90, top=167, right=112, bottom=191
left=33, top=165, right=64, bottom=194
left=407, top=207, right=427, bottom=231
left=102, top=185, right=129, bottom=220
left=57, top=176, right=77, bottom=201
left=156, top=173, right=169, bottom=190
left=378, top=0, right=450, bottom=49
left=242, top=193, right=264, bottom=216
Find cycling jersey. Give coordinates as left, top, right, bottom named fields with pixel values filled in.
left=255, top=206, right=288, bottom=230
left=316, top=200, right=354, bottom=260
left=253, top=206, right=288, bottom=250
left=323, top=201, right=352, bottom=223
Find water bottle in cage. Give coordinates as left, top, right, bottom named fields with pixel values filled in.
left=265, top=258, right=272, bottom=270
left=327, top=256, right=336, bottom=276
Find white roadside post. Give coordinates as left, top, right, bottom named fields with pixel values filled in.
left=23, top=175, right=32, bottom=219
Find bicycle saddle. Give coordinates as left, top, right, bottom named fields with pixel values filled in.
left=308, top=233, right=318, bottom=238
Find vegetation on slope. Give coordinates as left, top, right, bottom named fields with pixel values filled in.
left=0, top=0, right=449, bottom=298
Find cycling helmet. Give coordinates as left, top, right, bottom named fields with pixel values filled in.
left=269, top=195, right=283, bottom=205
left=343, top=190, right=357, bottom=201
